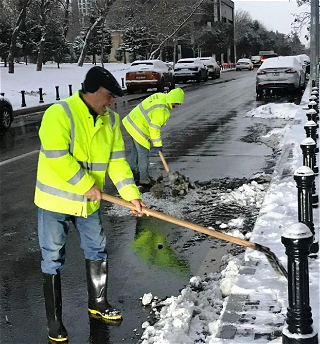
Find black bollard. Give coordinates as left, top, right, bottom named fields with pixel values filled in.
left=304, top=121, right=318, bottom=142
left=308, top=101, right=318, bottom=112
left=121, top=78, right=125, bottom=88
left=306, top=109, right=318, bottom=125
left=68, top=84, right=73, bottom=96
left=311, top=80, right=315, bottom=88
left=39, top=87, right=44, bottom=103
left=55, top=86, right=60, bottom=101
left=300, top=138, right=318, bottom=206
left=309, top=95, right=318, bottom=104
left=281, top=223, right=318, bottom=344
left=293, top=166, right=318, bottom=254
left=21, top=90, right=26, bottom=107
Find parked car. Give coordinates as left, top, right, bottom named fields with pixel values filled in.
left=125, top=59, right=175, bottom=93
left=199, top=57, right=221, bottom=79
left=296, top=54, right=310, bottom=75
left=235, top=58, right=254, bottom=71
left=292, top=55, right=307, bottom=88
left=251, top=55, right=261, bottom=67
left=174, top=58, right=208, bottom=83
left=0, top=96, right=14, bottom=130
left=256, top=56, right=304, bottom=98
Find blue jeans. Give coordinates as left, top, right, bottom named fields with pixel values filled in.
left=38, top=208, right=107, bottom=275
left=129, top=138, right=150, bottom=180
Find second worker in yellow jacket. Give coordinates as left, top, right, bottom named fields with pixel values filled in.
left=122, top=88, right=185, bottom=186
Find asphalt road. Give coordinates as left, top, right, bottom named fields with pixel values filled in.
left=0, top=70, right=300, bottom=344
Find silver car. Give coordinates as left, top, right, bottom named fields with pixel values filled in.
left=235, top=58, right=254, bottom=71
left=199, top=57, right=221, bottom=79
left=256, top=56, right=304, bottom=98
left=174, top=58, right=208, bottom=83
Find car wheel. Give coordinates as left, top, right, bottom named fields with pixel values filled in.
left=126, top=86, right=135, bottom=94
left=169, top=78, right=175, bottom=90
left=256, top=90, right=263, bottom=99
left=157, top=78, right=165, bottom=92
left=0, top=105, right=13, bottom=130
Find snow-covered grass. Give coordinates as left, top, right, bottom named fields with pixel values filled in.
left=0, top=62, right=131, bottom=110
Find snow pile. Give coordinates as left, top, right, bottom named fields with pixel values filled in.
left=245, top=103, right=298, bottom=119
left=140, top=257, right=240, bottom=344
left=220, top=180, right=266, bottom=207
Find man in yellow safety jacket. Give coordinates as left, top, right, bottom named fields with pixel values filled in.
left=122, top=88, right=185, bottom=186
left=34, top=66, right=146, bottom=342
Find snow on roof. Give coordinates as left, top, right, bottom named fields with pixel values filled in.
left=259, top=56, right=300, bottom=69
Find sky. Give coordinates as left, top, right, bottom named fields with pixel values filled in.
left=233, top=0, right=310, bottom=47
left=1, top=62, right=319, bottom=343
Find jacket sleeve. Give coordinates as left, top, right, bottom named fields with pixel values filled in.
left=39, top=104, right=95, bottom=194
left=107, top=112, right=141, bottom=201
left=149, top=107, right=170, bottom=147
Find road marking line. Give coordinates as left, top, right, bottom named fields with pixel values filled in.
left=0, top=150, right=39, bottom=166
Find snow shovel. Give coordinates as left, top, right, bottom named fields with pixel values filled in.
left=101, top=193, right=288, bottom=279
left=159, top=151, right=170, bottom=173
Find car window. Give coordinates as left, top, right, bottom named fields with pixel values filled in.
left=177, top=60, right=195, bottom=64
left=131, top=62, right=153, bottom=66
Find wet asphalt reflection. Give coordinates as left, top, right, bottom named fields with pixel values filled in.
left=0, top=70, right=301, bottom=343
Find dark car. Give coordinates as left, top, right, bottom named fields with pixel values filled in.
left=125, top=59, right=175, bottom=93
left=0, top=96, right=14, bottom=130
left=260, top=53, right=278, bottom=64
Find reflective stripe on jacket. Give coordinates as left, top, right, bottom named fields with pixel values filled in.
left=34, top=91, right=140, bottom=217
left=122, top=93, right=171, bottom=149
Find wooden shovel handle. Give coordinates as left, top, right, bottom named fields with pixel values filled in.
left=101, top=193, right=256, bottom=250
left=159, top=151, right=170, bottom=173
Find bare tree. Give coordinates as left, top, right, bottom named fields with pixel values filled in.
left=77, top=0, right=117, bottom=67
left=148, top=0, right=207, bottom=59
left=7, top=0, right=31, bottom=74
left=292, top=0, right=311, bottom=41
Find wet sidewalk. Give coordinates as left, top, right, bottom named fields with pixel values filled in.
left=214, top=81, right=320, bottom=343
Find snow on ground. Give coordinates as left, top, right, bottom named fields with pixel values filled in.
left=2, top=62, right=318, bottom=343
left=0, top=62, right=131, bottom=110
left=105, top=91, right=319, bottom=343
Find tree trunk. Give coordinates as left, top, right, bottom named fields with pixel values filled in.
left=37, top=37, right=45, bottom=71
left=8, top=1, right=29, bottom=74
left=78, top=16, right=104, bottom=67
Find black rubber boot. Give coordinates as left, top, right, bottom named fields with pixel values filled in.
left=86, top=259, right=122, bottom=321
left=43, top=273, right=68, bottom=342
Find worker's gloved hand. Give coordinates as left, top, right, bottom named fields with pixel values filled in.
left=154, top=147, right=162, bottom=154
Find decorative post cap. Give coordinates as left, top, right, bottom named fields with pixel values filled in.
left=304, top=120, right=317, bottom=127
left=282, top=223, right=313, bottom=239
left=294, top=166, right=314, bottom=177
left=306, top=108, right=317, bottom=115
left=301, top=138, right=316, bottom=146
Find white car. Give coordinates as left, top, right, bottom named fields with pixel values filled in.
left=235, top=58, right=254, bottom=71
left=256, top=56, right=304, bottom=97
left=174, top=58, right=208, bottom=83
left=199, top=57, right=221, bottom=79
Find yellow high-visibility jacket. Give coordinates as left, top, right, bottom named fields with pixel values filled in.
left=34, top=91, right=140, bottom=218
left=122, top=93, right=172, bottom=150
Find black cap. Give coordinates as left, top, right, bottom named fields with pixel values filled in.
left=83, top=66, right=124, bottom=97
